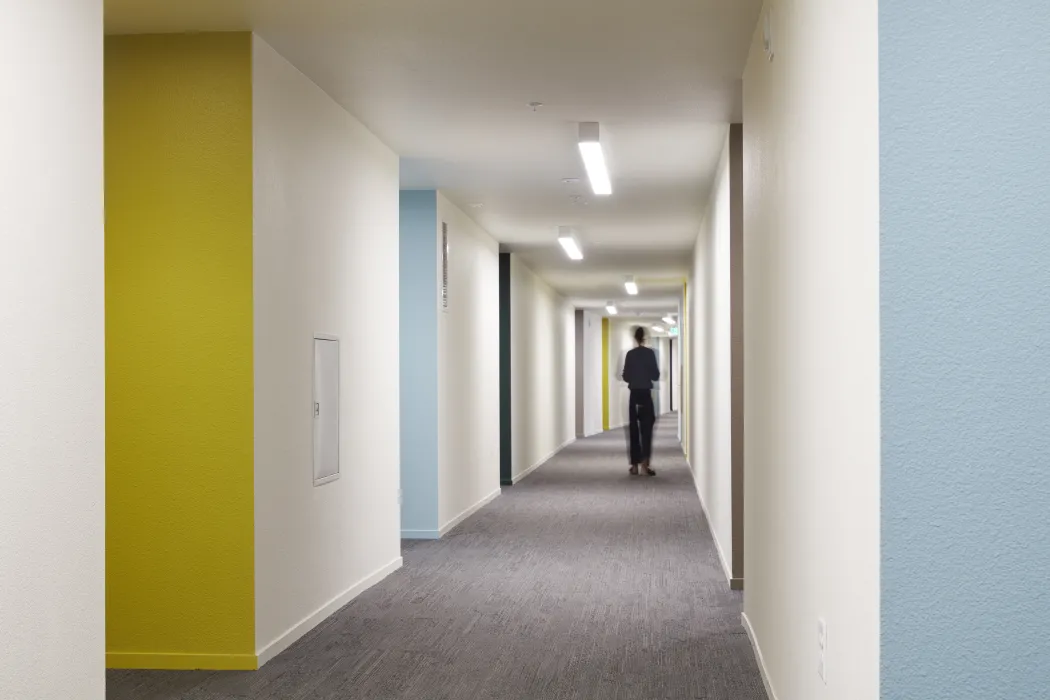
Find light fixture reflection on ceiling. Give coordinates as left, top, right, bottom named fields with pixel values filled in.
left=557, top=227, right=583, bottom=261
left=578, top=122, right=612, bottom=196
left=624, top=276, right=639, bottom=295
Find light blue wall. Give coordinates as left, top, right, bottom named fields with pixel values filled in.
left=399, top=190, right=439, bottom=535
left=881, top=2, right=1050, bottom=698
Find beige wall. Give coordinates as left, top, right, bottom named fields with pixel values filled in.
left=436, top=193, right=502, bottom=526
left=0, top=2, right=104, bottom=697
left=509, top=257, right=576, bottom=480
left=252, top=36, right=402, bottom=662
left=687, top=131, right=739, bottom=587
left=741, top=1, right=880, bottom=699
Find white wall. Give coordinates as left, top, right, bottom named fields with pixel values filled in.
left=252, top=36, right=402, bottom=661
left=436, top=194, right=501, bottom=527
left=0, top=2, right=104, bottom=698
left=655, top=337, right=672, bottom=415
left=687, top=136, right=734, bottom=583
left=509, top=257, right=575, bottom=479
left=742, top=2, right=880, bottom=699
left=582, top=311, right=605, bottom=436
left=607, top=319, right=641, bottom=429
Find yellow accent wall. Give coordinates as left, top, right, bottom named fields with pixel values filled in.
left=602, top=318, right=610, bottom=431
left=105, top=33, right=256, bottom=670
left=682, top=281, right=689, bottom=458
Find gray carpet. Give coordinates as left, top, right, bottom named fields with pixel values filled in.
left=107, top=415, right=765, bottom=699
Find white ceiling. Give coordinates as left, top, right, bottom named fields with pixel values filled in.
left=105, top=0, right=761, bottom=315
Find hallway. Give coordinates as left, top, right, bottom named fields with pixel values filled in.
left=107, top=417, right=764, bottom=700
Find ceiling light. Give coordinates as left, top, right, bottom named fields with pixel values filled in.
left=653, top=325, right=665, bottom=333
left=557, top=228, right=583, bottom=261
left=624, top=276, right=638, bottom=295
left=663, top=316, right=676, bottom=326
left=606, top=303, right=618, bottom=315
left=578, top=122, right=612, bottom=196
left=469, top=203, right=484, bottom=209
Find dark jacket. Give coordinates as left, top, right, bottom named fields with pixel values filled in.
left=622, top=346, right=660, bottom=391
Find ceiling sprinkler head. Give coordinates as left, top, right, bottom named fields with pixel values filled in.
left=562, top=177, right=581, bottom=185
left=528, top=101, right=544, bottom=111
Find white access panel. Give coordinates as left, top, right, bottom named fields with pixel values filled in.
left=313, top=336, right=340, bottom=486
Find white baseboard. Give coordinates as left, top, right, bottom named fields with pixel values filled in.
left=688, top=457, right=742, bottom=589
left=742, top=612, right=779, bottom=700
left=440, top=487, right=501, bottom=536
left=512, top=437, right=575, bottom=483
left=401, top=487, right=502, bottom=540
left=256, top=556, right=403, bottom=667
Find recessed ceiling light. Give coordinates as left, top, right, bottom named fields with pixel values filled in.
left=652, top=325, right=665, bottom=333
left=578, top=122, right=612, bottom=196
left=624, top=276, right=638, bottom=296
left=662, top=315, right=676, bottom=326
left=606, top=303, right=618, bottom=315
left=557, top=227, right=583, bottom=261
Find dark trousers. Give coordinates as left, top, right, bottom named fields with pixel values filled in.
left=629, top=389, right=656, bottom=465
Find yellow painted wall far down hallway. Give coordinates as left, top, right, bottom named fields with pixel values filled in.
left=105, top=33, right=256, bottom=670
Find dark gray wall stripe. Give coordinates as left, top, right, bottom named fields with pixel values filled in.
left=499, top=252, right=513, bottom=485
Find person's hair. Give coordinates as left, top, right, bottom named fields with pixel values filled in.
left=634, top=326, right=646, bottom=344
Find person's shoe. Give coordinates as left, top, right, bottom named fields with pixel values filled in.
left=642, top=461, right=656, bottom=476
left=629, top=464, right=639, bottom=476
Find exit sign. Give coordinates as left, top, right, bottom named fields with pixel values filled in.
left=669, top=327, right=679, bottom=337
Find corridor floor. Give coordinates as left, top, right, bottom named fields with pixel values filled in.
left=107, top=416, right=765, bottom=700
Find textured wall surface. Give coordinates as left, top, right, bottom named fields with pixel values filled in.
left=0, top=1, right=105, bottom=697
left=582, top=311, right=605, bottom=437
left=399, top=190, right=441, bottom=534
left=105, top=33, right=256, bottom=668
left=436, top=193, right=501, bottom=529
left=509, top=256, right=576, bottom=479
left=688, top=135, right=734, bottom=583
left=742, top=0, right=881, bottom=698
left=880, top=2, right=1050, bottom=698
left=253, top=36, right=402, bottom=659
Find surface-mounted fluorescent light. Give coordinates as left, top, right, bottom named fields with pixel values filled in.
left=578, top=122, right=612, bottom=196
left=624, top=277, right=639, bottom=295
left=606, top=304, right=618, bottom=315
left=663, top=316, right=676, bottom=326
left=558, top=235, right=583, bottom=261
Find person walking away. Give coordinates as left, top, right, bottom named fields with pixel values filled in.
left=621, top=326, right=660, bottom=476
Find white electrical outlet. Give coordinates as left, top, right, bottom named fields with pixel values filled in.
left=817, top=618, right=828, bottom=684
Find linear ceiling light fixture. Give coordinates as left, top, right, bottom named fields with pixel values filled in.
left=557, top=226, right=583, bottom=261
left=624, top=276, right=639, bottom=296
left=578, top=122, right=612, bottom=196
left=663, top=315, right=677, bottom=326
left=606, top=302, right=618, bottom=315
left=652, top=325, right=665, bottom=333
